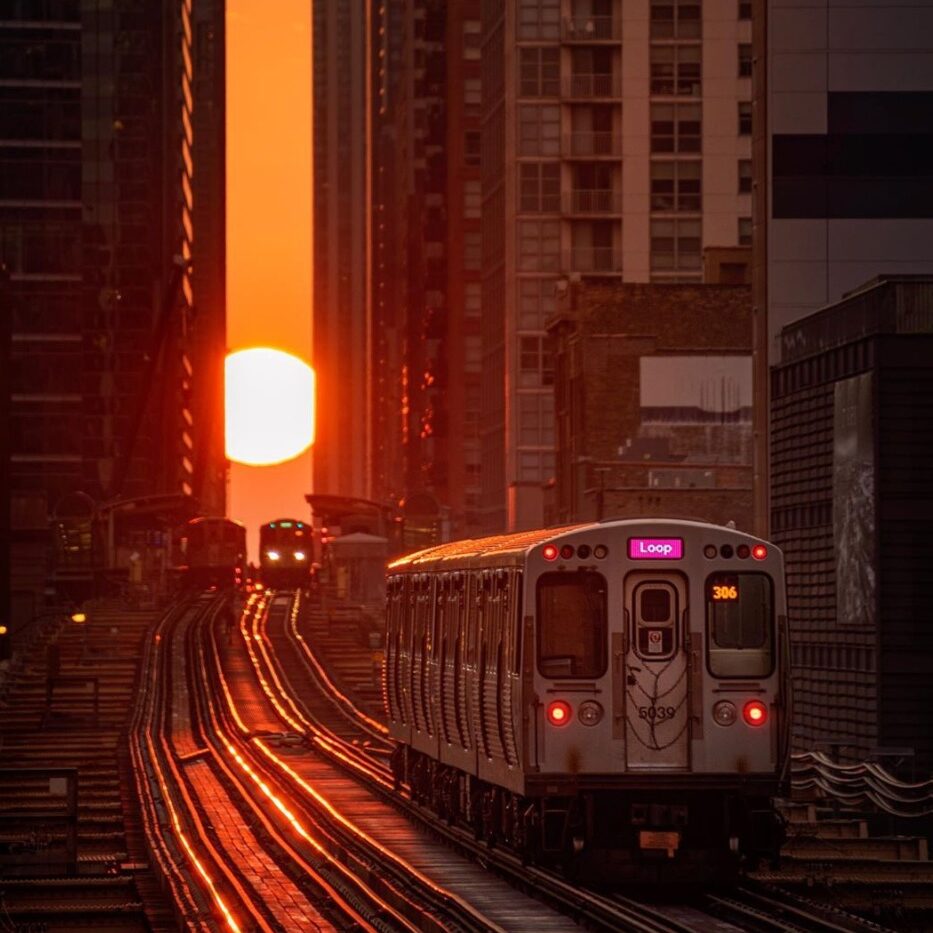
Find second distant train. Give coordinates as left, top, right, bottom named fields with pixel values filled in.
left=259, top=519, right=312, bottom=588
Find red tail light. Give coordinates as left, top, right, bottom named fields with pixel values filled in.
left=547, top=700, right=572, bottom=727
left=543, top=544, right=559, bottom=561
left=743, top=700, right=768, bottom=726
left=751, top=544, right=768, bottom=560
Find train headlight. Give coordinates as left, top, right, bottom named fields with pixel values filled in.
left=546, top=700, right=572, bottom=727
left=712, top=700, right=737, bottom=726
left=266, top=550, right=280, bottom=561
left=743, top=700, right=768, bottom=726
left=578, top=700, right=603, bottom=726
left=293, top=551, right=306, bottom=561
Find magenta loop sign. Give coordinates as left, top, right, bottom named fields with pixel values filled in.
left=628, top=537, right=683, bottom=560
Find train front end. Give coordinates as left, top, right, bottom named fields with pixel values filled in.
left=523, top=519, right=789, bottom=882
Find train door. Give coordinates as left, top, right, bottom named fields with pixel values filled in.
left=622, top=573, right=689, bottom=770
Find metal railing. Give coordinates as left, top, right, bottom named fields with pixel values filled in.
left=562, top=15, right=619, bottom=40
left=567, top=247, right=622, bottom=272
left=565, top=189, right=623, bottom=213
left=563, top=131, right=620, bottom=157
left=564, top=73, right=621, bottom=98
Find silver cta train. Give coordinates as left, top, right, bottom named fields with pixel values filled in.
left=384, top=518, right=790, bottom=883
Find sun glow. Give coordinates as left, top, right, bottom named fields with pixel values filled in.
left=225, top=348, right=315, bottom=466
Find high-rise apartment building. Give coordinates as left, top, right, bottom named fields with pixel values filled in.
left=369, top=0, right=484, bottom=539
left=1, top=1, right=225, bottom=616
left=481, top=0, right=754, bottom=533
left=313, top=0, right=370, bottom=501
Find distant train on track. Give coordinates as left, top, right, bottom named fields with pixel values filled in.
left=259, top=519, right=313, bottom=588
left=384, top=518, right=790, bottom=883
left=180, top=517, right=246, bottom=588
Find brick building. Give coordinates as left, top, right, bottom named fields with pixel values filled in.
left=547, top=280, right=753, bottom=527
left=771, top=276, right=933, bottom=774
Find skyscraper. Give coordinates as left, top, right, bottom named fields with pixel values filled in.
left=480, top=0, right=755, bottom=532
left=2, top=1, right=225, bottom=616
left=313, top=0, right=370, bottom=501
left=368, top=0, right=484, bottom=539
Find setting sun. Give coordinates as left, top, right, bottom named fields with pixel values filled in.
left=225, top=348, right=315, bottom=466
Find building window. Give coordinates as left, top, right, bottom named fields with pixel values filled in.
left=651, top=103, right=701, bottom=153
left=738, top=216, right=752, bottom=246
left=519, top=449, right=556, bottom=482
left=464, top=231, right=482, bottom=268
left=464, top=78, right=482, bottom=106
left=519, top=46, right=560, bottom=97
left=518, top=0, right=560, bottom=40
left=738, top=1, right=751, bottom=20
left=519, top=393, right=555, bottom=446
left=465, top=282, right=481, bottom=318
left=464, top=179, right=482, bottom=218
left=738, top=43, right=752, bottom=78
left=465, top=130, right=481, bottom=166
left=465, top=336, right=482, bottom=373
left=519, top=162, right=561, bottom=212
left=738, top=101, right=752, bottom=135
left=519, top=277, right=558, bottom=330
left=650, top=218, right=702, bottom=271
left=519, top=104, right=560, bottom=156
left=650, top=0, right=702, bottom=39
left=650, top=160, right=701, bottom=212
left=519, top=334, right=555, bottom=386
left=738, top=159, right=752, bottom=194
left=518, top=220, right=560, bottom=271
left=650, top=44, right=701, bottom=96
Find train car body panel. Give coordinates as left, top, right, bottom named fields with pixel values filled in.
left=181, top=517, right=246, bottom=588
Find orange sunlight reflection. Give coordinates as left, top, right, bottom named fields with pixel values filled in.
left=227, top=1, right=312, bottom=558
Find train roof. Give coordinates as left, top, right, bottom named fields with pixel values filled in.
left=388, top=517, right=772, bottom=572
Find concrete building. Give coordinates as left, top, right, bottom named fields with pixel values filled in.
left=547, top=280, right=753, bottom=527
left=368, top=0, right=485, bottom=539
left=481, top=0, right=755, bottom=533
left=1, top=2, right=225, bottom=623
left=313, top=0, right=369, bottom=501
left=770, top=276, right=933, bottom=775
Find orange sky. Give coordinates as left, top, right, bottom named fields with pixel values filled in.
left=226, top=0, right=313, bottom=559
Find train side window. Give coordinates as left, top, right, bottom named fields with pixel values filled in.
left=706, top=572, right=774, bottom=678
left=536, top=571, right=607, bottom=679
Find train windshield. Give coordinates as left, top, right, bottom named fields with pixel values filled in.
left=706, top=572, right=773, bottom=677
left=536, top=571, right=607, bottom=678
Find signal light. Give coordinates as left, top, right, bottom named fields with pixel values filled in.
left=736, top=544, right=750, bottom=559
left=543, top=544, right=559, bottom=561
left=720, top=544, right=734, bottom=559
left=703, top=544, right=717, bottom=559
left=577, top=544, right=591, bottom=559
left=547, top=700, right=572, bottom=726
left=743, top=700, right=768, bottom=727
left=71, top=612, right=87, bottom=624
left=559, top=544, right=575, bottom=560
left=0, top=625, right=7, bottom=636
left=593, top=544, right=609, bottom=559
left=752, top=544, right=768, bottom=560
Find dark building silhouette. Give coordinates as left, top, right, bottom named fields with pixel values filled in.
left=771, top=276, right=933, bottom=775
left=1, top=2, right=226, bottom=625
left=547, top=280, right=753, bottom=527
